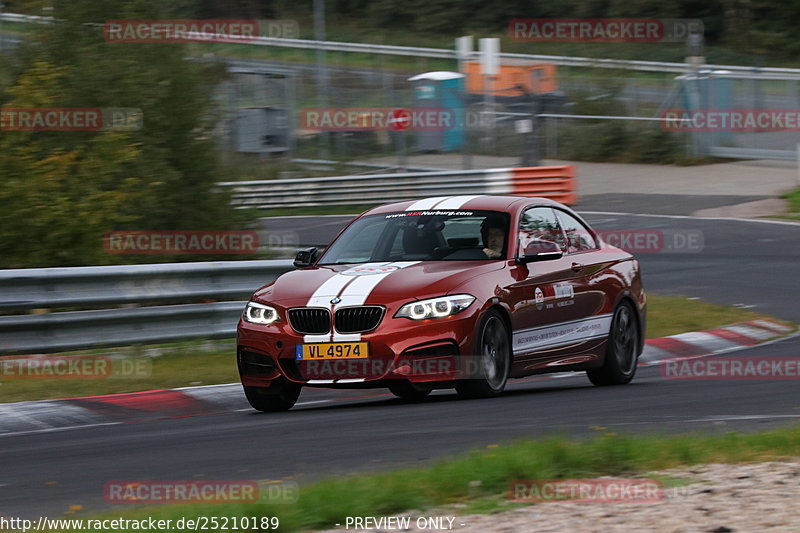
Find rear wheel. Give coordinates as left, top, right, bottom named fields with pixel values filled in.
left=388, top=382, right=432, bottom=401
left=456, top=310, right=510, bottom=399
left=243, top=378, right=301, bottom=412
left=587, top=301, right=639, bottom=386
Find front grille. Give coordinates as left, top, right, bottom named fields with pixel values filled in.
left=288, top=308, right=330, bottom=334
left=335, top=306, right=384, bottom=333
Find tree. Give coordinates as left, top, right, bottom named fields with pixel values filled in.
left=0, top=0, right=241, bottom=268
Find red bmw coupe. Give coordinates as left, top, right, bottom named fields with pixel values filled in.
left=237, top=195, right=646, bottom=411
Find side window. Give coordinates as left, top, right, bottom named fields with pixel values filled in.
left=519, top=207, right=565, bottom=252
left=554, top=210, right=597, bottom=253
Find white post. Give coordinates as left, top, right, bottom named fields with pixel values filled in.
left=479, top=38, right=499, bottom=149
left=456, top=36, right=474, bottom=170
left=456, top=36, right=473, bottom=75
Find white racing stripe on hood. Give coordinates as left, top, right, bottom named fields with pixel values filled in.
left=332, top=261, right=419, bottom=341
left=335, top=261, right=419, bottom=308
left=303, top=262, right=389, bottom=343
left=302, top=261, right=418, bottom=342
left=305, top=262, right=389, bottom=308
left=434, top=195, right=482, bottom=209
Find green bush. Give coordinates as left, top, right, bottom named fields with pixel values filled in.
left=0, top=0, right=245, bottom=268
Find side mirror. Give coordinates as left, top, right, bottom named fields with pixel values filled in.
left=518, top=240, right=563, bottom=264
left=294, top=247, right=319, bottom=268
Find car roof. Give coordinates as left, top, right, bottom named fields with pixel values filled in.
left=362, top=195, right=565, bottom=215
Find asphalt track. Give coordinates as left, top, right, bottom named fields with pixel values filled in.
left=2, top=203, right=800, bottom=520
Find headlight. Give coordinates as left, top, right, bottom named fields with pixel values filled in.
left=243, top=302, right=280, bottom=325
left=395, top=294, right=475, bottom=320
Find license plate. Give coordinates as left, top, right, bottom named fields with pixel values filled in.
left=295, top=342, right=369, bottom=360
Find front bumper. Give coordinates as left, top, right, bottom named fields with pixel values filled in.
left=237, top=305, right=481, bottom=387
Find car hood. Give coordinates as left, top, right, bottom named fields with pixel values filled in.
left=252, top=261, right=505, bottom=307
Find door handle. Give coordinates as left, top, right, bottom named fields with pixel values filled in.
left=571, top=262, right=583, bottom=272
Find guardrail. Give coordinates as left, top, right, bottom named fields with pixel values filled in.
left=0, top=260, right=295, bottom=355
left=0, top=170, right=577, bottom=353
left=0, top=12, right=51, bottom=24
left=0, top=301, right=246, bottom=354
left=5, top=12, right=800, bottom=79
left=0, top=260, right=294, bottom=311
left=217, top=166, right=577, bottom=209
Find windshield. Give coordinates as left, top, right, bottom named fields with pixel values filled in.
left=318, top=210, right=510, bottom=264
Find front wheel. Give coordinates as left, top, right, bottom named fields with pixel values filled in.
left=587, top=301, right=639, bottom=386
left=243, top=378, right=301, bottom=412
left=456, top=310, right=510, bottom=399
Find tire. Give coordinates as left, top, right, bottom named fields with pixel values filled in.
left=587, top=301, right=639, bottom=386
left=388, top=381, right=432, bottom=401
left=456, top=309, right=511, bottom=399
left=243, top=378, right=301, bottom=412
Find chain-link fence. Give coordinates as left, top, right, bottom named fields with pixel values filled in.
left=211, top=56, right=800, bottom=171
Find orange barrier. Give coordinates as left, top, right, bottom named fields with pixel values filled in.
left=463, top=61, right=558, bottom=97
left=510, top=165, right=576, bottom=205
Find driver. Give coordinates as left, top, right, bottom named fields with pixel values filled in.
left=480, top=216, right=506, bottom=259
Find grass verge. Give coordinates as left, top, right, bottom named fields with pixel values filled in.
left=0, top=340, right=240, bottom=403
left=0, top=295, right=793, bottom=403
left=74, top=426, right=800, bottom=532
left=780, top=187, right=800, bottom=220
left=644, top=293, right=788, bottom=338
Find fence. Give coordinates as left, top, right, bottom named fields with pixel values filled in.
left=0, top=260, right=294, bottom=354
left=7, top=12, right=800, bottom=163
left=217, top=166, right=577, bottom=209
left=537, top=114, right=690, bottom=161
left=6, top=12, right=800, bottom=79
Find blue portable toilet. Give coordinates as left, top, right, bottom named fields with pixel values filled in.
left=408, top=71, right=465, bottom=151
left=677, top=69, right=734, bottom=146
left=707, top=70, right=734, bottom=144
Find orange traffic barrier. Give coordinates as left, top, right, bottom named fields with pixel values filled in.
left=510, top=165, right=576, bottom=205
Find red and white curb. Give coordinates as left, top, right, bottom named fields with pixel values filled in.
left=0, top=320, right=795, bottom=437
left=638, top=319, right=796, bottom=367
